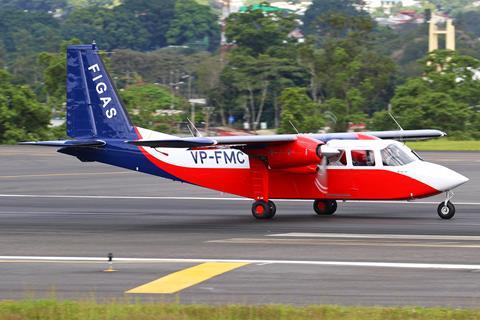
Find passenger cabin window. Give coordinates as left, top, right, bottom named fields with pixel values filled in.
left=327, top=150, right=347, bottom=166
left=381, top=144, right=416, bottom=166
left=351, top=150, right=376, bottom=167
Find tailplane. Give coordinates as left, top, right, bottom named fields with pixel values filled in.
left=66, top=43, right=135, bottom=140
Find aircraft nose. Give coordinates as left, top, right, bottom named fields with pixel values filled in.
left=418, top=162, right=469, bottom=192
left=446, top=170, right=469, bottom=190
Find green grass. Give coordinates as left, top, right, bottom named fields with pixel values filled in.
left=407, top=140, right=480, bottom=151
left=0, top=300, right=480, bottom=320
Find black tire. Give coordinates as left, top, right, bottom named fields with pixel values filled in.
left=267, top=201, right=277, bottom=218
left=437, top=201, right=455, bottom=219
left=313, top=199, right=337, bottom=215
left=252, top=200, right=275, bottom=220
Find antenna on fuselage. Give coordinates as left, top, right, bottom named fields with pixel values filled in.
left=289, top=121, right=300, bottom=134
left=388, top=108, right=405, bottom=142
left=187, top=118, right=203, bottom=137
left=388, top=111, right=404, bottom=131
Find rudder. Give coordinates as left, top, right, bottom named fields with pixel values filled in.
left=66, top=43, right=135, bottom=139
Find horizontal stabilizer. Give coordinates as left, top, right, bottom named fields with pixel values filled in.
left=19, top=139, right=106, bottom=147
left=127, top=137, right=216, bottom=148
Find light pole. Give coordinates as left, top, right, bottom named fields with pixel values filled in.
left=203, top=106, right=215, bottom=136
left=169, top=80, right=185, bottom=110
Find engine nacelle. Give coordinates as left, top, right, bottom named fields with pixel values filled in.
left=266, top=135, right=322, bottom=169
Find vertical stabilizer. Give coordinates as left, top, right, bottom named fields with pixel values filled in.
left=66, top=44, right=135, bottom=139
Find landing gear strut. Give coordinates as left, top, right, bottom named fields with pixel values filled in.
left=251, top=200, right=276, bottom=220
left=313, top=199, right=337, bottom=216
left=437, top=191, right=456, bottom=219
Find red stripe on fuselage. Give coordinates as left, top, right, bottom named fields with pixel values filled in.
left=134, top=127, right=257, bottom=198
left=268, top=168, right=440, bottom=200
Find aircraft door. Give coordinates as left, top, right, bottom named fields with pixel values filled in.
left=350, top=149, right=379, bottom=197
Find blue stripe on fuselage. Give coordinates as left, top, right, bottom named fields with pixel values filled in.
left=58, top=140, right=182, bottom=182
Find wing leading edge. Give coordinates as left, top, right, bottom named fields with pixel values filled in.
left=124, top=129, right=445, bottom=148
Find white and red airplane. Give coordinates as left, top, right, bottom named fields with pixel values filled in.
left=24, top=44, right=469, bottom=220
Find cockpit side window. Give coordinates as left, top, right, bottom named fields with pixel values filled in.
left=327, top=149, right=347, bottom=166
left=351, top=150, right=376, bottom=167
left=381, top=144, right=416, bottom=166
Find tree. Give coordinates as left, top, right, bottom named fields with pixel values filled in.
left=110, top=47, right=212, bottom=97
left=370, top=50, right=480, bottom=139
left=225, top=5, right=298, bottom=56
left=428, top=0, right=473, bottom=13
left=278, top=88, right=324, bottom=134
left=166, top=0, right=220, bottom=52
left=119, top=83, right=188, bottom=133
left=122, top=0, right=176, bottom=50
left=62, top=7, right=150, bottom=51
left=38, top=39, right=82, bottom=116
left=221, top=52, right=306, bottom=131
left=300, top=37, right=395, bottom=116
left=0, top=0, right=67, bottom=12
left=0, top=70, right=51, bottom=144
left=456, top=10, right=480, bottom=38
left=302, top=0, right=368, bottom=37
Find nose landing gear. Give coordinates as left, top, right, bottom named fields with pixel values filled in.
left=437, top=191, right=456, bottom=219
left=251, top=200, right=276, bottom=220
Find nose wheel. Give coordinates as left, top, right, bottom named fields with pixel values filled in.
left=437, top=192, right=456, bottom=219
left=438, top=201, right=455, bottom=219
left=252, top=200, right=276, bottom=219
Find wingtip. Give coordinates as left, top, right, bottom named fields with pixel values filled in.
left=18, top=141, right=38, bottom=145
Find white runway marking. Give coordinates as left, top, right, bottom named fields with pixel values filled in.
left=0, top=256, right=479, bottom=271
left=268, top=233, right=480, bottom=241
left=208, top=238, right=480, bottom=248
left=0, top=194, right=479, bottom=205
left=0, top=172, right=131, bottom=179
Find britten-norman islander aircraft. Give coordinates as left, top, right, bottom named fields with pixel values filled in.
left=23, top=44, right=469, bottom=220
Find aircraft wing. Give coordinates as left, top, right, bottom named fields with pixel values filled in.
left=359, top=129, right=446, bottom=141
left=125, top=129, right=445, bottom=149
left=126, top=135, right=297, bottom=148
left=127, top=137, right=216, bottom=148
left=210, top=129, right=446, bottom=145
left=210, top=135, right=297, bottom=145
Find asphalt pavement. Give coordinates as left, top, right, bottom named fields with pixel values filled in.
left=0, top=146, right=479, bottom=306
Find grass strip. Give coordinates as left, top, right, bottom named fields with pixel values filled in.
left=407, top=140, right=480, bottom=151
left=0, top=300, right=479, bottom=320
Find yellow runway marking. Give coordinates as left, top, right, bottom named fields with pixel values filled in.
left=126, top=262, right=249, bottom=294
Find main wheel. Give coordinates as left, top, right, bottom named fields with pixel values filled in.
left=252, top=200, right=276, bottom=219
left=437, top=201, right=455, bottom=219
left=313, top=199, right=337, bottom=215
left=267, top=200, right=276, bottom=217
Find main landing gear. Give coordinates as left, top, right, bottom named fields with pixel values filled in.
left=251, top=200, right=276, bottom=220
left=437, top=191, right=456, bottom=220
left=313, top=199, right=337, bottom=216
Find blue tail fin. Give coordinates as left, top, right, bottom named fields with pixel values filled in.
left=66, top=44, right=136, bottom=139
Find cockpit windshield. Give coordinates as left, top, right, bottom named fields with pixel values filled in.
left=381, top=144, right=416, bottom=166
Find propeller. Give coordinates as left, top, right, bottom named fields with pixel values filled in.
left=314, top=145, right=341, bottom=194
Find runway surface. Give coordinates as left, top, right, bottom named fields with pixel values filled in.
left=0, top=146, right=479, bottom=306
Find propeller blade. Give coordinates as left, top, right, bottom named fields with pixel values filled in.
left=314, top=156, right=328, bottom=194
